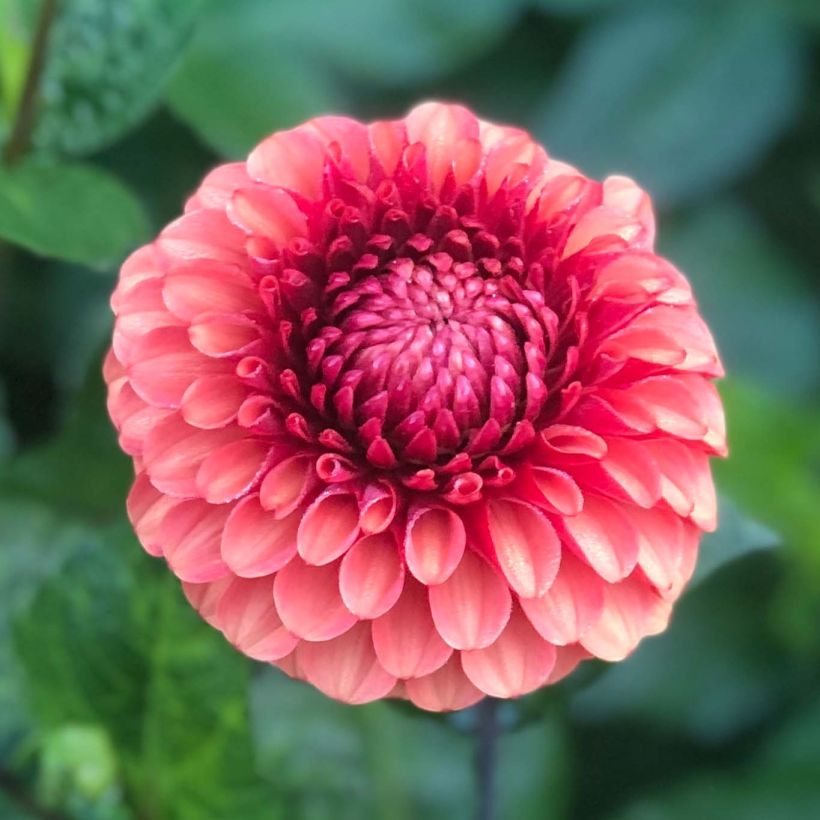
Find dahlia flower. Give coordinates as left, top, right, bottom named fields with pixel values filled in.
left=105, top=102, right=725, bottom=711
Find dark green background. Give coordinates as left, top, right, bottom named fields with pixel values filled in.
left=0, top=0, right=818, bottom=818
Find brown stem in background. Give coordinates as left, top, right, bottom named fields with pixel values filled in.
left=2, top=0, right=59, bottom=165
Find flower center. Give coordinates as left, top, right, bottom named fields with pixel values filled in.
left=269, top=181, right=574, bottom=496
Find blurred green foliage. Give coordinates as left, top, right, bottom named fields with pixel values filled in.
left=0, top=0, right=818, bottom=818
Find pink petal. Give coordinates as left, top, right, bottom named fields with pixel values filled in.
left=259, top=454, right=318, bottom=519
left=189, top=314, right=261, bottom=358
left=572, top=437, right=662, bottom=509
left=646, top=439, right=718, bottom=531
left=547, top=644, right=592, bottom=684
left=520, top=551, right=605, bottom=645
left=228, top=184, right=308, bottom=246
left=628, top=506, right=685, bottom=592
left=185, top=162, right=251, bottom=212
left=529, top=466, right=584, bottom=516
left=560, top=494, right=639, bottom=583
left=304, top=116, right=371, bottom=182
left=159, top=499, right=231, bottom=583
left=405, top=505, right=466, bottom=585
left=371, top=578, right=452, bottom=679
left=246, top=128, right=326, bottom=198
left=181, top=375, right=247, bottom=429
left=162, top=260, right=257, bottom=322
left=339, top=532, right=405, bottom=619
left=428, top=550, right=511, bottom=650
left=461, top=607, right=557, bottom=698
left=405, top=102, right=480, bottom=191
left=128, top=326, right=231, bottom=408
left=221, top=495, right=299, bottom=577
left=487, top=498, right=561, bottom=598
left=157, top=209, right=248, bottom=267
left=273, top=557, right=357, bottom=641
left=540, top=424, right=607, bottom=458
left=182, top=576, right=232, bottom=628
left=404, top=655, right=484, bottom=712
left=580, top=575, right=665, bottom=661
left=143, top=414, right=243, bottom=497
left=297, top=489, right=360, bottom=565
left=216, top=576, right=298, bottom=661
left=196, top=438, right=272, bottom=503
left=359, top=480, right=398, bottom=534
left=297, top=622, right=397, bottom=705
left=126, top=473, right=179, bottom=556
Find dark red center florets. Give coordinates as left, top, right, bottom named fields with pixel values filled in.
left=260, top=174, right=584, bottom=500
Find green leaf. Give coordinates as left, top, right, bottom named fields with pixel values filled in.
left=714, top=380, right=820, bottom=576
left=660, top=200, right=820, bottom=398
left=692, top=495, right=780, bottom=586
left=33, top=0, right=203, bottom=156
left=0, top=365, right=132, bottom=518
left=166, top=2, right=345, bottom=158
left=0, top=160, right=148, bottom=267
left=14, top=527, right=276, bottom=820
left=252, top=669, right=475, bottom=819
left=608, top=694, right=820, bottom=820
left=166, top=0, right=523, bottom=156
left=536, top=1, right=805, bottom=206
left=0, top=499, right=80, bottom=756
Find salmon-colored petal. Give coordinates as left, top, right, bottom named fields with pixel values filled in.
left=405, top=505, right=466, bottom=585
left=126, top=473, right=180, bottom=556
left=157, top=209, right=248, bottom=267
left=259, top=454, right=318, bottom=519
left=182, top=576, right=233, bottom=628
left=128, top=326, right=233, bottom=409
left=359, top=480, right=398, bottom=534
left=246, top=127, right=326, bottom=198
left=297, top=622, right=396, bottom=704
left=520, top=551, right=605, bottom=645
left=143, top=414, right=243, bottom=497
left=185, top=162, right=251, bottom=212
left=405, top=655, right=484, bottom=712
left=560, top=494, right=639, bottom=583
left=189, top=314, right=262, bottom=358
left=529, top=466, right=584, bottom=516
left=297, top=488, right=360, bottom=565
left=372, top=578, right=452, bottom=679
left=162, top=260, right=257, bottom=322
left=159, top=499, right=231, bottom=583
left=216, top=576, right=298, bottom=661
left=546, top=643, right=592, bottom=684
left=304, top=116, right=371, bottom=182
left=627, top=506, right=685, bottom=592
left=405, top=102, right=480, bottom=192
left=221, top=495, right=299, bottom=577
left=429, top=550, right=511, bottom=650
left=228, top=184, right=308, bottom=246
left=273, top=557, right=357, bottom=641
left=581, top=575, right=666, bottom=661
left=487, top=498, right=561, bottom=598
left=339, top=532, right=404, bottom=619
left=181, top=375, right=247, bottom=429
left=461, top=607, right=557, bottom=698
left=196, top=438, right=272, bottom=504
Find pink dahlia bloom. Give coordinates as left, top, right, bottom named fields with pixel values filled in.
left=105, top=102, right=725, bottom=711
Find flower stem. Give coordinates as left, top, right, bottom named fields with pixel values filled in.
left=474, top=697, right=500, bottom=820
left=2, top=0, right=59, bottom=165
